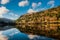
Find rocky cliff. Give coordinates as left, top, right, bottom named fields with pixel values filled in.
left=16, top=6, right=60, bottom=40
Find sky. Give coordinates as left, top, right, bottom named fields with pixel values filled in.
left=0, top=0, right=60, bottom=20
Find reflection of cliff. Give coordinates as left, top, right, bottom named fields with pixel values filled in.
left=16, top=6, right=60, bottom=39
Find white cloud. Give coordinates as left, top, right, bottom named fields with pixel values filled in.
left=40, top=8, right=46, bottom=11
left=1, top=0, right=9, bottom=4
left=0, top=34, right=8, bottom=40
left=18, top=0, right=29, bottom=7
left=38, top=2, right=41, bottom=6
left=6, top=28, right=20, bottom=36
left=48, top=0, right=54, bottom=4
left=9, top=13, right=18, bottom=17
left=28, top=35, right=38, bottom=39
left=47, top=0, right=55, bottom=8
left=27, top=9, right=36, bottom=13
left=32, top=2, right=42, bottom=9
left=0, top=6, right=9, bottom=15
left=0, top=6, right=9, bottom=18
left=7, top=13, right=19, bottom=20
left=32, top=3, right=37, bottom=8
left=50, top=3, right=54, bottom=8
left=0, top=31, right=3, bottom=35
left=0, top=15, right=3, bottom=18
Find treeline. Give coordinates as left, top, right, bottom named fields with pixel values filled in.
left=0, top=21, right=16, bottom=27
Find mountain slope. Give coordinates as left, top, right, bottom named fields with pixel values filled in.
left=16, top=6, right=60, bottom=39
left=0, top=18, right=14, bottom=23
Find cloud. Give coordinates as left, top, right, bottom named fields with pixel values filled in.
left=40, top=8, right=46, bottom=11
left=5, top=28, right=20, bottom=36
left=32, top=2, right=42, bottom=9
left=2, top=12, right=19, bottom=20
left=18, top=0, right=29, bottom=7
left=32, top=3, right=37, bottom=8
left=8, top=13, right=19, bottom=20
left=28, top=35, right=39, bottom=39
left=47, top=0, right=55, bottom=8
left=0, top=31, right=3, bottom=35
left=31, top=2, right=42, bottom=13
left=9, top=13, right=18, bottom=17
left=0, top=6, right=9, bottom=18
left=1, top=0, right=9, bottom=4
left=0, top=6, right=18, bottom=20
left=27, top=9, right=36, bottom=13
left=0, top=34, right=8, bottom=40
left=9, top=31, right=19, bottom=36
left=38, top=2, right=41, bottom=6
left=0, top=6, right=9, bottom=15
left=28, top=34, right=50, bottom=40
left=0, top=15, right=3, bottom=18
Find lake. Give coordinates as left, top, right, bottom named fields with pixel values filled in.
left=0, top=26, right=55, bottom=40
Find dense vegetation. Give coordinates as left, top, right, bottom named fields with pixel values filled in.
left=0, top=18, right=16, bottom=26
left=16, top=6, right=60, bottom=40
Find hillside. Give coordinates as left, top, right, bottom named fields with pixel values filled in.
left=16, top=6, right=60, bottom=39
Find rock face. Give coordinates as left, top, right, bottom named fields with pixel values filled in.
left=16, top=6, right=60, bottom=40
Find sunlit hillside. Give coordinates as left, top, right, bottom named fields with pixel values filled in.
left=16, top=6, right=60, bottom=39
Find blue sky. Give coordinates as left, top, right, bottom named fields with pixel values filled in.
left=0, top=0, right=60, bottom=20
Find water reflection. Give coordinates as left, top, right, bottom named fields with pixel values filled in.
left=16, top=23, right=60, bottom=40
left=0, top=26, right=14, bottom=30
left=0, top=26, right=54, bottom=40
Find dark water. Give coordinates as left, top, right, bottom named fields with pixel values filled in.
left=0, top=26, right=54, bottom=40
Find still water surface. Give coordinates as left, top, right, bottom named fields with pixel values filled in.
left=0, top=26, right=54, bottom=40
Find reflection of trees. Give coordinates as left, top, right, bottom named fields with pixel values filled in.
left=0, top=21, right=7, bottom=26
left=16, top=6, right=60, bottom=39
left=0, top=21, right=16, bottom=27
